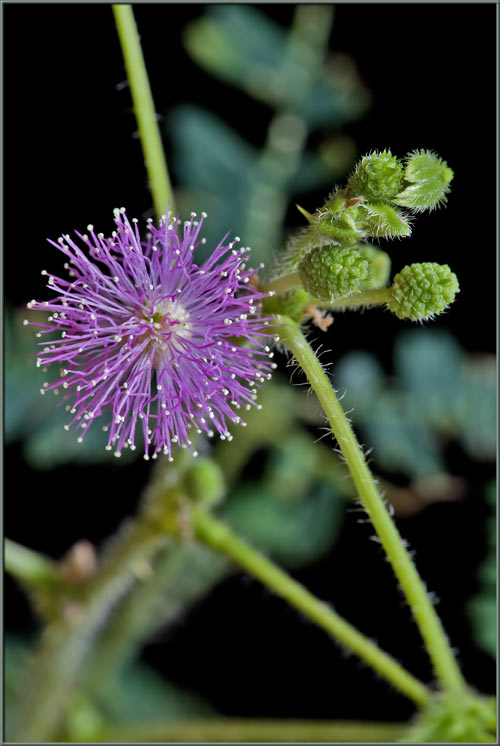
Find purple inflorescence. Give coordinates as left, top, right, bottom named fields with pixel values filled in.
left=27, top=208, right=277, bottom=460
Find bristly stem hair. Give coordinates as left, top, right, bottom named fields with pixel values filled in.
left=275, top=313, right=468, bottom=695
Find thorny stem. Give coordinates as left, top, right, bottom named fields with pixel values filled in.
left=191, top=509, right=431, bottom=707
left=113, top=4, right=175, bottom=221
left=275, top=314, right=468, bottom=695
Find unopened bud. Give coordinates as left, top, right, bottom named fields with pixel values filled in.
left=185, top=458, right=225, bottom=508
left=393, top=149, right=454, bottom=212
left=348, top=150, right=404, bottom=203
left=388, top=262, right=459, bottom=320
left=299, top=245, right=369, bottom=301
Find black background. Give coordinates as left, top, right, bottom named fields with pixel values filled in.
left=4, top=2, right=497, bottom=726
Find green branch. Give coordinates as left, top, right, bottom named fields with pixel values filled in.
left=192, top=508, right=431, bottom=707
left=113, top=4, right=175, bottom=220
left=275, top=314, right=467, bottom=695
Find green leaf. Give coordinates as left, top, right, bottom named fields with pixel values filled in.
left=395, top=330, right=496, bottom=460
left=222, top=480, right=344, bottom=569
left=24, top=405, right=136, bottom=469
left=183, top=6, right=369, bottom=127
left=5, top=308, right=53, bottom=442
left=468, top=480, right=496, bottom=658
left=5, top=636, right=32, bottom=741
left=168, top=106, right=255, bottom=260
left=184, top=7, right=285, bottom=102
left=361, top=393, right=444, bottom=481
left=93, top=662, right=213, bottom=727
left=289, top=137, right=356, bottom=194
left=333, top=352, right=385, bottom=410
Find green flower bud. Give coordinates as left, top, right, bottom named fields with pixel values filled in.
left=313, top=196, right=365, bottom=245
left=357, top=244, right=391, bottom=290
left=299, top=245, right=369, bottom=301
left=361, top=202, right=412, bottom=238
left=388, top=263, right=459, bottom=320
left=348, top=150, right=404, bottom=203
left=393, top=149, right=454, bottom=212
left=262, top=288, right=310, bottom=323
left=184, top=459, right=226, bottom=508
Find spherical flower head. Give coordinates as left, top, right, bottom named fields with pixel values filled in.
left=348, top=150, right=405, bottom=203
left=388, top=262, right=459, bottom=321
left=299, top=245, right=369, bottom=301
left=27, top=209, right=275, bottom=460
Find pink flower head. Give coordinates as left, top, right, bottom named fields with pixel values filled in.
left=27, top=208, right=276, bottom=460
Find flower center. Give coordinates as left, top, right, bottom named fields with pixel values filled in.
left=147, top=299, right=192, bottom=368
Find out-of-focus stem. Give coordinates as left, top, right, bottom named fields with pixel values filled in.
left=5, top=538, right=58, bottom=589
left=99, top=717, right=407, bottom=743
left=12, top=457, right=186, bottom=742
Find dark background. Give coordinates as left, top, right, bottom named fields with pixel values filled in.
left=4, top=2, right=496, bottom=725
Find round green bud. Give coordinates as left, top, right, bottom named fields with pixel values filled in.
left=184, top=459, right=226, bottom=508
left=299, top=245, right=369, bottom=301
left=348, top=150, right=404, bottom=203
left=357, top=244, right=391, bottom=290
left=262, top=288, right=310, bottom=323
left=388, top=263, right=459, bottom=320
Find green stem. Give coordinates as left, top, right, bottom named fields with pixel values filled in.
left=310, top=286, right=392, bottom=310
left=275, top=314, right=467, bottom=694
left=113, top=4, right=175, bottom=221
left=192, top=509, right=431, bottom=707
left=262, top=271, right=302, bottom=295
left=99, top=718, right=407, bottom=743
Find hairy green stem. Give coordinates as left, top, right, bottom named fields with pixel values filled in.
left=99, top=717, right=407, bottom=743
left=275, top=314, right=467, bottom=694
left=192, top=508, right=431, bottom=707
left=262, top=271, right=302, bottom=295
left=311, top=287, right=392, bottom=310
left=113, top=4, right=175, bottom=220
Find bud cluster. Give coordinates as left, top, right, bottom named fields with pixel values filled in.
left=266, top=148, right=459, bottom=323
